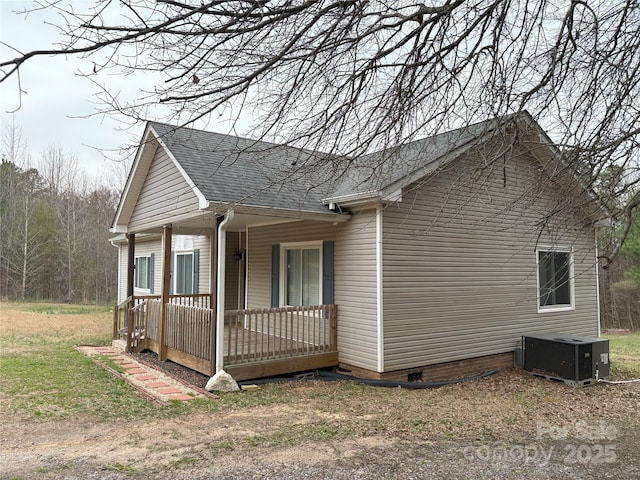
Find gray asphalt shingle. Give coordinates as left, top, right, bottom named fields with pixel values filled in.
left=149, top=115, right=512, bottom=211
left=150, top=122, right=337, bottom=213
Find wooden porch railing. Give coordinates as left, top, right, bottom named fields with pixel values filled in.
left=112, top=298, right=337, bottom=379
left=165, top=303, right=213, bottom=360
left=113, top=295, right=150, bottom=341
left=224, top=305, right=337, bottom=365
left=113, top=294, right=212, bottom=343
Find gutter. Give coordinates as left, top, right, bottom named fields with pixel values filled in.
left=109, top=236, right=125, bottom=248
left=322, top=190, right=380, bottom=207
left=203, top=201, right=350, bottom=223
left=216, top=209, right=235, bottom=373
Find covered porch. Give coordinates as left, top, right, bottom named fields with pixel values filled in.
left=113, top=295, right=337, bottom=381
left=113, top=206, right=343, bottom=381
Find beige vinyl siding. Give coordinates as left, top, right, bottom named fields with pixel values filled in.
left=382, top=149, right=599, bottom=371
left=246, top=214, right=378, bottom=371
left=333, top=209, right=379, bottom=370
left=115, top=136, right=158, bottom=228
left=128, top=148, right=200, bottom=230
left=225, top=233, right=240, bottom=309
left=192, top=235, right=212, bottom=295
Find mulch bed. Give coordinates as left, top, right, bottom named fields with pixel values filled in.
left=134, top=350, right=210, bottom=389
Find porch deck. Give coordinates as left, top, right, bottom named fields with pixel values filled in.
left=114, top=296, right=338, bottom=381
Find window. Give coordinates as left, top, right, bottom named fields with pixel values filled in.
left=134, top=255, right=151, bottom=290
left=170, top=248, right=199, bottom=295
left=282, top=244, right=321, bottom=306
left=175, top=252, right=194, bottom=294
left=271, top=241, right=333, bottom=308
left=537, top=248, right=573, bottom=311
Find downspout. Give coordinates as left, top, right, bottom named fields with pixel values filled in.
left=376, top=204, right=384, bottom=372
left=216, top=209, right=234, bottom=373
left=238, top=231, right=244, bottom=309
left=595, top=228, right=602, bottom=337
left=244, top=226, right=249, bottom=309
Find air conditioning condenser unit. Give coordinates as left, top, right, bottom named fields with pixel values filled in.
left=522, top=333, right=609, bottom=387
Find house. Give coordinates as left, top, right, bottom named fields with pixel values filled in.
left=110, top=112, right=609, bottom=382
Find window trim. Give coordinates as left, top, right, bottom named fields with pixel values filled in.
left=134, top=255, right=151, bottom=292
left=279, top=241, right=323, bottom=307
left=173, top=251, right=195, bottom=294
left=536, top=246, right=575, bottom=313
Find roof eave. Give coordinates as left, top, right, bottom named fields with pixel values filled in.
left=204, top=201, right=351, bottom=223
left=513, top=113, right=614, bottom=223
left=324, top=115, right=511, bottom=207
left=322, top=190, right=381, bottom=207
left=110, top=125, right=155, bottom=231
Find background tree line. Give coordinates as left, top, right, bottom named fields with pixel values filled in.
left=600, top=206, right=640, bottom=331
left=0, top=123, right=118, bottom=304
left=1, top=0, right=638, bottom=323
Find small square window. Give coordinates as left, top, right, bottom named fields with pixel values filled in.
left=537, top=249, right=573, bottom=310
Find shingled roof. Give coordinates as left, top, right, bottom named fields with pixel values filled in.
left=326, top=115, right=514, bottom=202
left=149, top=113, right=520, bottom=211
left=150, top=122, right=337, bottom=214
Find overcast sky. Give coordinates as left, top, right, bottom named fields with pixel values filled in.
left=0, top=0, right=251, bottom=187
left=0, top=1, right=138, bottom=183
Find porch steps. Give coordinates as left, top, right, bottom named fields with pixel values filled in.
left=77, top=345, right=213, bottom=404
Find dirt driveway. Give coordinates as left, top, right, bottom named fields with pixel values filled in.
left=2, top=374, right=639, bottom=480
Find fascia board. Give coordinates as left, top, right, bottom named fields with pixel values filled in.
left=111, top=125, right=155, bottom=230
left=110, top=225, right=128, bottom=233
left=516, top=113, right=614, bottom=223
left=226, top=203, right=351, bottom=223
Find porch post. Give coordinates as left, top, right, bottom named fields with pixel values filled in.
left=124, top=233, right=136, bottom=350
left=210, top=217, right=223, bottom=375
left=159, top=224, right=172, bottom=361
left=126, top=233, right=135, bottom=300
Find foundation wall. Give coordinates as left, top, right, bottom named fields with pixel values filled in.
left=339, top=352, right=514, bottom=383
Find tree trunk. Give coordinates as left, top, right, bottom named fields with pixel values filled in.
left=21, top=196, right=29, bottom=300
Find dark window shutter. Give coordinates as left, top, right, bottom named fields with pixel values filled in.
left=149, top=253, right=155, bottom=294
left=322, top=240, right=334, bottom=305
left=169, top=251, right=174, bottom=294
left=193, top=249, right=200, bottom=294
left=271, top=244, right=280, bottom=307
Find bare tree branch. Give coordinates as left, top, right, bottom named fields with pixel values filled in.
left=1, top=0, right=639, bottom=259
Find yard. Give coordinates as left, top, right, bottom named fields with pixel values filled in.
left=0, top=302, right=638, bottom=479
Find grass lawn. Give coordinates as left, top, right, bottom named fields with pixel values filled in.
left=0, top=302, right=302, bottom=423
left=603, top=331, right=640, bottom=380
left=1, top=301, right=638, bottom=433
